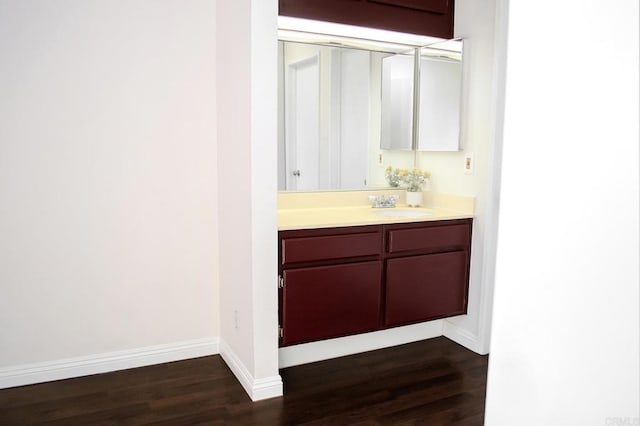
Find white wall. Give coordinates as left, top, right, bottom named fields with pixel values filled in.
left=217, top=0, right=282, bottom=400
left=485, top=1, right=639, bottom=424
left=0, top=0, right=219, bottom=376
left=216, top=0, right=255, bottom=380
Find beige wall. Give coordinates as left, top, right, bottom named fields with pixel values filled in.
left=423, top=0, right=500, bottom=352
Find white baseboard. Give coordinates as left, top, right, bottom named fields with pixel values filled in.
left=219, top=339, right=283, bottom=401
left=442, top=320, right=482, bottom=353
left=0, top=337, right=219, bottom=390
left=279, top=320, right=444, bottom=368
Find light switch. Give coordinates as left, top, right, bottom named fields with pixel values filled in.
left=464, top=152, right=474, bottom=175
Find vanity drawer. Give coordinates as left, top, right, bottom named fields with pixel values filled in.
left=369, top=0, right=450, bottom=15
left=281, top=231, right=381, bottom=266
left=386, top=220, right=471, bottom=254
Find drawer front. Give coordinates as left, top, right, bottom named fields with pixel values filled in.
left=281, top=261, right=382, bottom=346
left=368, top=0, right=450, bottom=15
left=281, top=232, right=381, bottom=266
left=387, top=223, right=470, bottom=254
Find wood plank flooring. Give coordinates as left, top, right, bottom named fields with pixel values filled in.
left=0, top=337, right=488, bottom=425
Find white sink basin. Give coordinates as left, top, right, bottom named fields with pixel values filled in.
left=374, top=209, right=433, bottom=218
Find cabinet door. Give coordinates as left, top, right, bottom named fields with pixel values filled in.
left=385, top=250, right=468, bottom=327
left=281, top=261, right=382, bottom=346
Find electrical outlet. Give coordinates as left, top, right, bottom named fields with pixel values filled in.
left=377, top=150, right=384, bottom=166
left=464, top=153, right=474, bottom=175
left=234, top=310, right=239, bottom=330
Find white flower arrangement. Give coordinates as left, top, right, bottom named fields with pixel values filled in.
left=385, top=166, right=431, bottom=192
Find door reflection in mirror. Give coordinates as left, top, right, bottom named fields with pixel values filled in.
left=284, top=53, right=320, bottom=191
left=280, top=41, right=371, bottom=191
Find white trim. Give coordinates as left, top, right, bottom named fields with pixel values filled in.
left=279, top=320, right=444, bottom=368
left=474, top=0, right=510, bottom=357
left=0, top=337, right=219, bottom=390
left=442, top=320, right=480, bottom=353
left=219, top=339, right=283, bottom=401
left=251, top=375, right=284, bottom=401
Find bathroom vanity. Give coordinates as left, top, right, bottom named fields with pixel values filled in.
left=275, top=0, right=474, bottom=364
left=277, top=196, right=472, bottom=347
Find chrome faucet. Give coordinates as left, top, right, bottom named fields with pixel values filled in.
left=368, top=194, right=399, bottom=208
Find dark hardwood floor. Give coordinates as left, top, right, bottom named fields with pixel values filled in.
left=0, top=337, right=488, bottom=425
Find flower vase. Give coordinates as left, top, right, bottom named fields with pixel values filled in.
left=406, top=191, right=423, bottom=207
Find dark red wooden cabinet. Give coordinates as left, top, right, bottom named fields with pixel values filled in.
left=278, top=219, right=472, bottom=346
left=279, top=0, right=455, bottom=39
left=279, top=225, right=383, bottom=346
left=384, top=220, right=471, bottom=326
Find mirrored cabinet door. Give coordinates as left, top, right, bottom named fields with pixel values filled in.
left=380, top=53, right=415, bottom=151
left=417, top=57, right=462, bottom=151
left=417, top=40, right=463, bottom=152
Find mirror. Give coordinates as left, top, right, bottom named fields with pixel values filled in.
left=277, top=36, right=463, bottom=192
left=417, top=40, right=463, bottom=151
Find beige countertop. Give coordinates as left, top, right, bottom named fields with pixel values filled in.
left=278, top=190, right=475, bottom=230
left=278, top=205, right=473, bottom=230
